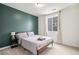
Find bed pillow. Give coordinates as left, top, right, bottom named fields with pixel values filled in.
left=27, top=32, right=35, bottom=36
left=16, top=32, right=28, bottom=38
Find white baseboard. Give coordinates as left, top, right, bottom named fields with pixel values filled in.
left=0, top=44, right=18, bottom=50
left=55, top=42, right=79, bottom=49
left=0, top=45, right=11, bottom=50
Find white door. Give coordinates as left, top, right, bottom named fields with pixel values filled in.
left=47, top=16, right=58, bottom=42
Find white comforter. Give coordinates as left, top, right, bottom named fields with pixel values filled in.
left=18, top=35, right=53, bottom=55
left=25, top=35, right=53, bottom=49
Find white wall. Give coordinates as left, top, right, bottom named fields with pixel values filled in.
left=38, top=4, right=79, bottom=48
left=61, top=4, right=79, bottom=48
left=38, top=15, right=46, bottom=36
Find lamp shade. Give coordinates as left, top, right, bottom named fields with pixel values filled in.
left=11, top=32, right=15, bottom=35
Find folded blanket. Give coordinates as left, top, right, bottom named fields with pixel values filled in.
left=37, top=37, right=45, bottom=41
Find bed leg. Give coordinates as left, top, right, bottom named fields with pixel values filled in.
left=37, top=52, right=39, bottom=55
left=52, top=40, right=53, bottom=46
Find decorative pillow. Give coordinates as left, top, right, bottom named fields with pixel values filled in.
left=27, top=32, right=35, bottom=36
left=16, top=32, right=28, bottom=38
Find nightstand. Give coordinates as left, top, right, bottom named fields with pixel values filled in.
left=10, top=32, right=18, bottom=48
left=11, top=37, right=18, bottom=48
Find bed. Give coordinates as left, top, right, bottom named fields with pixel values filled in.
left=15, top=32, right=53, bottom=55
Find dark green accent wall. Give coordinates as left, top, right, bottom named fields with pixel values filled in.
left=0, top=4, right=38, bottom=48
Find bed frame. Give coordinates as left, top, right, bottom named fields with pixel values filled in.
left=37, top=41, right=53, bottom=55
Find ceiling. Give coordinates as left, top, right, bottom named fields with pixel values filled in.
left=3, top=3, right=74, bottom=16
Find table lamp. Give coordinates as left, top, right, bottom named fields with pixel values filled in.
left=11, top=32, right=15, bottom=40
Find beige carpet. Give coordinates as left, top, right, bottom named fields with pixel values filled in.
left=0, top=43, right=79, bottom=55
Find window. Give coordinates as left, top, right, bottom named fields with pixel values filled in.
left=48, top=17, right=53, bottom=31
left=53, top=17, right=58, bottom=31
left=48, top=16, right=58, bottom=31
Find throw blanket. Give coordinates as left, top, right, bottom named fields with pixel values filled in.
left=38, top=37, right=45, bottom=41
